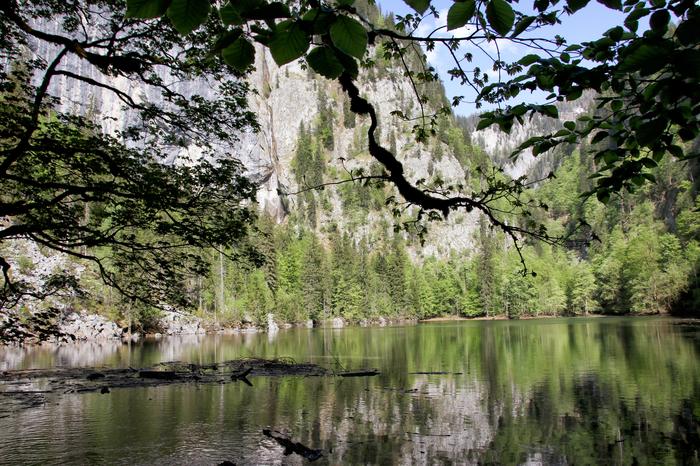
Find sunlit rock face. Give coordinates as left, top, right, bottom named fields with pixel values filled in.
left=58, top=311, right=121, bottom=341
left=21, top=14, right=480, bottom=258
left=155, top=311, right=205, bottom=336
left=24, top=18, right=258, bottom=165
left=241, top=47, right=480, bottom=256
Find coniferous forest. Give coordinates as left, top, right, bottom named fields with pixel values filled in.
left=1, top=0, right=699, bottom=334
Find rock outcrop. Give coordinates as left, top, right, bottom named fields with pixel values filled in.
left=58, top=311, right=121, bottom=341
left=155, top=311, right=205, bottom=336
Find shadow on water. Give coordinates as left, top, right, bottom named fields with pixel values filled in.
left=0, top=316, right=699, bottom=464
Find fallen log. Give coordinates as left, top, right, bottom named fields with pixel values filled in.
left=138, top=371, right=180, bottom=380
left=336, top=370, right=380, bottom=377
left=0, top=358, right=378, bottom=414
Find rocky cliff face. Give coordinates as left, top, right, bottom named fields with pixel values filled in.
left=244, top=47, right=479, bottom=257
left=23, top=15, right=479, bottom=258
left=19, top=16, right=599, bottom=266
left=463, top=92, right=596, bottom=180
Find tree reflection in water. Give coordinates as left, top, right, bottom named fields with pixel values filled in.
left=0, top=317, right=698, bottom=464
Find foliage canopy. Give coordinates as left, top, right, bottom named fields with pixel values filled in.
left=0, top=0, right=260, bottom=331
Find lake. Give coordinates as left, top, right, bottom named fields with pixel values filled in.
left=1, top=317, right=699, bottom=465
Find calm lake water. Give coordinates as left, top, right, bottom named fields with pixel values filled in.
left=1, top=317, right=699, bottom=465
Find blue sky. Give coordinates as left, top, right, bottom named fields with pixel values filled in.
left=375, top=0, right=626, bottom=115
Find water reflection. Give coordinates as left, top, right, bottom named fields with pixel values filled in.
left=0, top=317, right=698, bottom=464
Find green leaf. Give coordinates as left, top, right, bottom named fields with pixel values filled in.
left=306, top=46, right=344, bottom=79
left=167, top=0, right=211, bottom=35
left=302, top=9, right=335, bottom=34
left=676, top=15, right=700, bottom=46
left=624, top=19, right=638, bottom=32
left=668, top=145, right=684, bottom=159
left=486, top=0, right=515, bottom=36
left=566, top=87, right=583, bottom=101
left=476, top=118, right=494, bottom=130
left=403, top=0, right=430, bottom=14
left=605, top=26, right=624, bottom=41
left=678, top=127, right=698, bottom=141
left=596, top=189, right=611, bottom=204
left=675, top=50, right=700, bottom=78
left=649, top=9, right=670, bottom=32
left=126, top=0, right=171, bottom=19
left=244, top=2, right=291, bottom=21
left=330, top=16, right=368, bottom=59
left=540, top=104, right=558, bottom=118
left=213, top=28, right=243, bottom=52
left=219, top=2, right=242, bottom=24
left=566, top=0, right=590, bottom=12
left=631, top=175, right=645, bottom=186
left=447, top=0, right=476, bottom=30
left=597, top=0, right=622, bottom=10
left=511, top=15, right=535, bottom=37
left=618, top=43, right=670, bottom=75
left=564, top=121, right=576, bottom=131
left=624, top=7, right=649, bottom=31
left=518, top=54, right=540, bottom=66
left=269, top=20, right=310, bottom=65
left=591, top=131, right=608, bottom=144
left=602, top=151, right=619, bottom=165
left=637, top=118, right=667, bottom=146
left=222, top=37, right=255, bottom=71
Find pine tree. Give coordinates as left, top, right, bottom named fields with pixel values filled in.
left=476, top=217, right=499, bottom=317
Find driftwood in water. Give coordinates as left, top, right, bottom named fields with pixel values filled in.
left=0, top=358, right=380, bottom=413
left=230, top=367, right=253, bottom=386
left=139, top=370, right=179, bottom=380
left=262, top=429, right=323, bottom=462
left=336, top=370, right=380, bottom=377
left=409, top=371, right=463, bottom=375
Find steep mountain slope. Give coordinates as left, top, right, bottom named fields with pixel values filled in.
left=24, top=15, right=481, bottom=258
left=460, top=92, right=597, bottom=180
left=244, top=46, right=482, bottom=257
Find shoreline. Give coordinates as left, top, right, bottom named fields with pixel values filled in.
left=3, top=312, right=695, bottom=347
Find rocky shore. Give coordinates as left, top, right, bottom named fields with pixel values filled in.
left=3, top=310, right=417, bottom=346
left=56, top=309, right=206, bottom=342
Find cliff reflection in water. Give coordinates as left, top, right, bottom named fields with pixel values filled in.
left=0, top=317, right=698, bottom=464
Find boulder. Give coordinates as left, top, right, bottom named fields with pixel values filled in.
left=58, top=311, right=121, bottom=340
left=331, top=317, right=345, bottom=328
left=154, top=310, right=203, bottom=336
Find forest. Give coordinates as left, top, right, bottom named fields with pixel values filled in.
left=1, top=0, right=699, bottom=336
left=172, top=112, right=700, bottom=327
